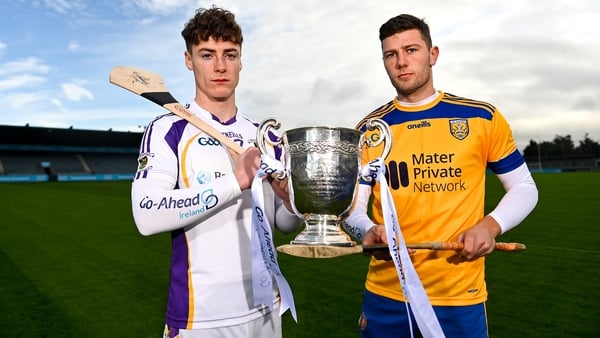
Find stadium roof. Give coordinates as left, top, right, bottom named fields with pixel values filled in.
left=0, top=125, right=142, bottom=153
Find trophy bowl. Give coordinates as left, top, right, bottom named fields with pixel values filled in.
left=257, top=119, right=390, bottom=248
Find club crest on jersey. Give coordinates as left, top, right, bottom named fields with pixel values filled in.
left=138, top=155, right=148, bottom=169
left=449, top=119, right=469, bottom=140
left=137, top=152, right=155, bottom=170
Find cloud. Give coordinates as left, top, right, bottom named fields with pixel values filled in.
left=0, top=91, right=48, bottom=109
left=123, top=0, right=194, bottom=14
left=0, top=57, right=51, bottom=76
left=1, top=0, right=597, bottom=150
left=42, top=0, right=86, bottom=14
left=0, top=74, right=47, bottom=91
left=51, top=99, right=68, bottom=113
left=68, top=41, right=80, bottom=51
left=61, top=83, right=94, bottom=101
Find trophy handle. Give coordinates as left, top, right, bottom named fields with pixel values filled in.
left=361, top=119, right=392, bottom=182
left=364, top=118, right=392, bottom=159
left=256, top=118, right=287, bottom=180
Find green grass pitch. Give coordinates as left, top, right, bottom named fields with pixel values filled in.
left=0, top=172, right=598, bottom=337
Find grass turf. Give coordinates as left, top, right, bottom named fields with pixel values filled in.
left=0, top=172, right=598, bottom=337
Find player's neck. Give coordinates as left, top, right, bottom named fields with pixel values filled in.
left=396, top=89, right=440, bottom=106
left=195, top=96, right=237, bottom=123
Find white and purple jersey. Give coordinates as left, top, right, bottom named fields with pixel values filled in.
left=131, top=101, right=299, bottom=329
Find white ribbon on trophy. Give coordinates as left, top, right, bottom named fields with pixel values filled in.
left=250, top=154, right=297, bottom=322
left=362, top=158, right=445, bottom=338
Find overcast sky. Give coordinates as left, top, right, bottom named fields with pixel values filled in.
left=0, top=0, right=598, bottom=151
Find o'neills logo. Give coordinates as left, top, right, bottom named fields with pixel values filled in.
left=407, top=120, right=431, bottom=130
left=449, top=119, right=469, bottom=140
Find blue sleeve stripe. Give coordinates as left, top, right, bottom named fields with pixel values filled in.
left=488, top=149, right=525, bottom=174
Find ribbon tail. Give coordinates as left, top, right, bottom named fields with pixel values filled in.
left=274, top=271, right=298, bottom=322
left=379, top=174, right=445, bottom=338
left=251, top=176, right=275, bottom=309
left=250, top=172, right=298, bottom=322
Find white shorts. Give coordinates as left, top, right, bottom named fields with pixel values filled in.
left=163, top=310, right=282, bottom=338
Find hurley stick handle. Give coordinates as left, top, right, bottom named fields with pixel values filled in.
left=363, top=241, right=527, bottom=253
left=409, top=242, right=527, bottom=251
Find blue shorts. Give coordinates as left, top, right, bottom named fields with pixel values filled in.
left=358, top=290, right=488, bottom=338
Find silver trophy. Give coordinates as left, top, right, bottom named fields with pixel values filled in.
left=256, top=118, right=391, bottom=247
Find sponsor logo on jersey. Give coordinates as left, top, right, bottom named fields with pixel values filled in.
left=138, top=189, right=219, bottom=219
left=449, top=119, right=469, bottom=140
left=222, top=131, right=246, bottom=147
left=196, top=171, right=212, bottom=184
left=198, top=137, right=222, bottom=146
left=222, top=131, right=243, bottom=139
left=386, top=152, right=465, bottom=193
left=196, top=171, right=226, bottom=184
left=407, top=120, right=431, bottom=130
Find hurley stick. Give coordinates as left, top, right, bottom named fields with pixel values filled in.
left=277, top=242, right=526, bottom=259
left=400, top=242, right=526, bottom=251
left=109, top=65, right=244, bottom=154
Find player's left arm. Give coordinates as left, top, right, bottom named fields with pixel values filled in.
left=258, top=140, right=304, bottom=234
left=484, top=109, right=539, bottom=234
left=459, top=163, right=538, bottom=259
left=268, top=176, right=304, bottom=234
left=459, top=109, right=538, bottom=259
left=488, top=162, right=538, bottom=233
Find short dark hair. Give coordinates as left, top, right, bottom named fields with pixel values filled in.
left=181, top=6, right=243, bottom=53
left=379, top=14, right=432, bottom=48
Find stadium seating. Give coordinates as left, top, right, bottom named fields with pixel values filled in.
left=0, top=125, right=142, bottom=182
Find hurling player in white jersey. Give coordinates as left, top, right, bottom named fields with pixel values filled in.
left=130, top=7, right=302, bottom=338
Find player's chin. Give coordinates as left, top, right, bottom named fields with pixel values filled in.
left=210, top=91, right=235, bottom=102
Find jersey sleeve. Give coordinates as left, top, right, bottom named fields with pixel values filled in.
left=342, top=184, right=376, bottom=241
left=486, top=109, right=525, bottom=174
left=131, top=174, right=242, bottom=235
left=130, top=117, right=242, bottom=235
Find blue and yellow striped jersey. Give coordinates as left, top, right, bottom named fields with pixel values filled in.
left=356, top=91, right=524, bottom=306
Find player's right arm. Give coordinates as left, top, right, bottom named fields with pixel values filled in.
left=131, top=174, right=242, bottom=236
left=130, top=117, right=244, bottom=236
left=342, top=184, right=378, bottom=242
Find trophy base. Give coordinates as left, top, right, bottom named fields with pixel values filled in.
left=289, top=214, right=355, bottom=247
left=277, top=244, right=362, bottom=258
left=290, top=237, right=356, bottom=247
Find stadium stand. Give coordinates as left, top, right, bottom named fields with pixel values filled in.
left=2, top=124, right=595, bottom=182
left=0, top=124, right=143, bottom=182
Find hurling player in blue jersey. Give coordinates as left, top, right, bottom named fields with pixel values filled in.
left=131, top=6, right=302, bottom=338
